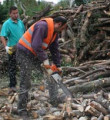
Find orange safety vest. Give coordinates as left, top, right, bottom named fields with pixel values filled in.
left=19, top=18, right=57, bottom=55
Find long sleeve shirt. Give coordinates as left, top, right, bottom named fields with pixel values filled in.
left=17, top=21, right=61, bottom=67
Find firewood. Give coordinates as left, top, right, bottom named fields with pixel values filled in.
left=97, top=114, right=104, bottom=120
left=90, top=101, right=108, bottom=115
left=93, top=91, right=110, bottom=110
left=91, top=117, right=98, bottom=120
left=85, top=105, right=100, bottom=117
left=43, top=115, right=63, bottom=120
left=73, top=117, right=78, bottom=120
left=69, top=4, right=83, bottom=25
left=71, top=110, right=83, bottom=117
left=97, top=27, right=110, bottom=31
left=69, top=78, right=110, bottom=93
left=71, top=103, right=84, bottom=112
left=59, top=49, right=68, bottom=54
left=80, top=11, right=92, bottom=43
left=104, top=115, right=110, bottom=120
left=79, top=116, right=89, bottom=120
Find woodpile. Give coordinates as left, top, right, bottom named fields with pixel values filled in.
left=54, top=1, right=110, bottom=66
left=0, top=85, right=110, bottom=119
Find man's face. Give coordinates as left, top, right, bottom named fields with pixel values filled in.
left=10, top=9, right=18, bottom=21
left=55, top=22, right=67, bottom=32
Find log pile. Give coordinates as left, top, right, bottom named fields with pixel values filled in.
left=49, top=0, right=110, bottom=66
left=0, top=85, right=109, bottom=119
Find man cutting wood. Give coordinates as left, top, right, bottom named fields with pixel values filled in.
left=16, top=16, right=67, bottom=119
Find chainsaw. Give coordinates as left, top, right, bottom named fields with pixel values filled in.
left=42, top=64, right=73, bottom=99
left=50, top=72, right=73, bottom=98
left=42, top=64, right=73, bottom=116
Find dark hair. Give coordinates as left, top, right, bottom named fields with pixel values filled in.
left=9, top=6, right=18, bottom=13
left=53, top=16, right=67, bottom=26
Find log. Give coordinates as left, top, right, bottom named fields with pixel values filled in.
left=85, top=105, right=100, bottom=117
left=97, top=27, right=110, bottom=31
left=94, top=94, right=110, bottom=109
left=80, top=11, right=92, bottom=43
left=98, top=18, right=110, bottom=22
left=79, top=116, right=88, bottom=120
left=104, top=115, right=110, bottom=120
left=97, top=114, right=104, bottom=120
left=71, top=110, right=83, bottom=117
left=91, top=117, right=98, bottom=120
left=69, top=78, right=110, bottom=93
left=71, top=103, right=84, bottom=112
left=27, top=5, right=51, bottom=27
left=69, top=4, right=83, bottom=25
left=89, top=71, right=110, bottom=81
left=90, top=101, right=108, bottom=115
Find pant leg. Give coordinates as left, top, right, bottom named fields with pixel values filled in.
left=8, top=52, right=17, bottom=88
left=16, top=49, right=33, bottom=113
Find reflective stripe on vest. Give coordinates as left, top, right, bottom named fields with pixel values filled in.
left=21, top=36, right=31, bottom=48
left=28, top=28, right=33, bottom=35
left=42, top=42, right=48, bottom=48
left=21, top=35, right=48, bottom=49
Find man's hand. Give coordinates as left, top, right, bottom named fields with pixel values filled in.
left=43, top=60, right=61, bottom=75
left=43, top=59, right=53, bottom=75
left=43, top=59, right=50, bottom=68
left=5, top=46, right=13, bottom=55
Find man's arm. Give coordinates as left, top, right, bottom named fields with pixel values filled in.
left=1, top=36, right=7, bottom=47
left=0, top=22, right=9, bottom=47
left=49, top=36, right=61, bottom=67
left=31, top=21, right=48, bottom=62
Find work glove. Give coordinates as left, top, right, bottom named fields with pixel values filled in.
left=43, top=59, right=53, bottom=75
left=5, top=46, right=16, bottom=55
left=5, top=46, right=14, bottom=55
left=43, top=60, right=61, bottom=75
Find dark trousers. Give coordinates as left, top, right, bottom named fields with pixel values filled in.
left=16, top=49, right=58, bottom=113
left=8, top=52, right=17, bottom=88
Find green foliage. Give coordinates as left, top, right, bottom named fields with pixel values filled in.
left=0, top=0, right=15, bottom=24
left=54, top=0, right=69, bottom=10
left=0, top=0, right=51, bottom=24
left=0, top=4, right=8, bottom=24
left=19, top=0, right=49, bottom=17
left=75, top=0, right=91, bottom=6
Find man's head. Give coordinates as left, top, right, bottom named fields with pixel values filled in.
left=53, top=16, right=67, bottom=32
left=9, top=6, right=18, bottom=21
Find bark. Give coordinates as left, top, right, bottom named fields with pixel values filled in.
left=90, top=101, right=108, bottom=115
left=85, top=105, right=100, bottom=117
left=80, top=11, right=92, bottom=43
left=97, top=114, right=104, bottom=120
left=69, top=78, right=110, bottom=93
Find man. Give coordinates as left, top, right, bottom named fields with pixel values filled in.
left=16, top=16, right=67, bottom=119
left=0, top=6, right=25, bottom=93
